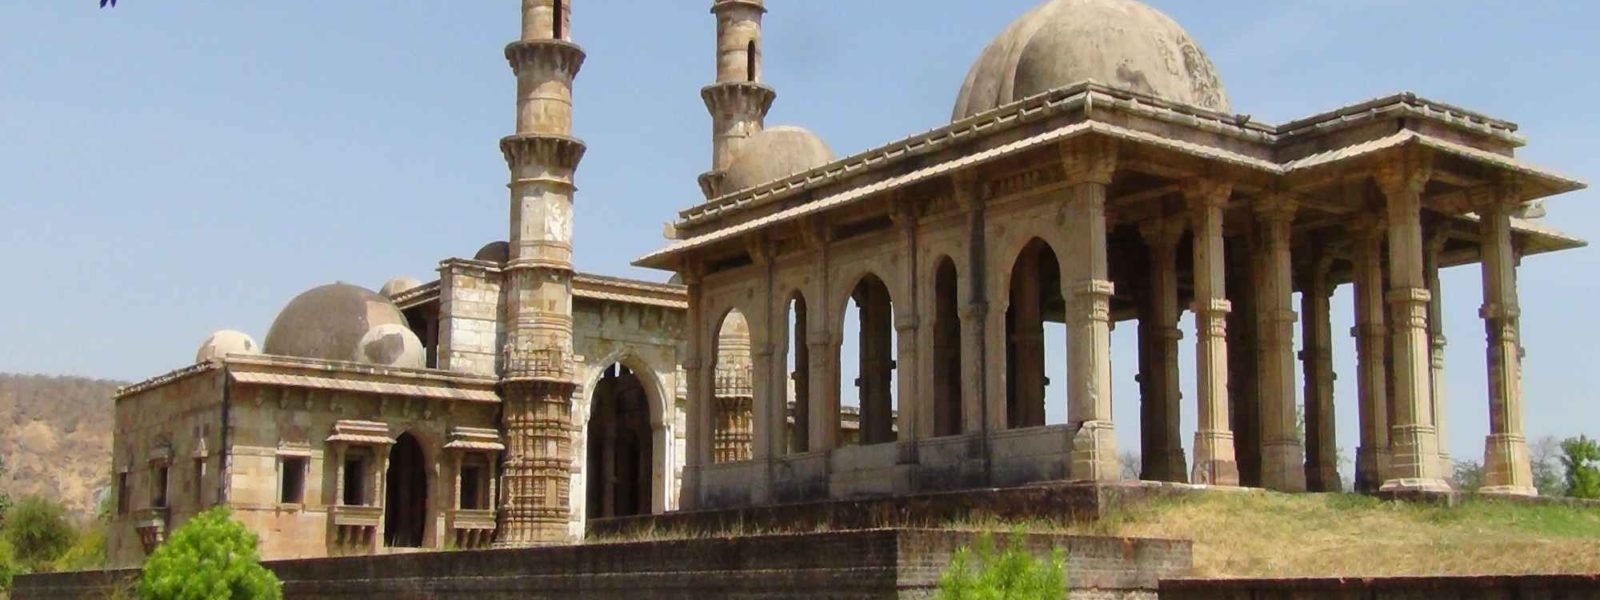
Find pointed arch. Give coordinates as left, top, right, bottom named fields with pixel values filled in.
left=932, top=256, right=963, bottom=437
left=384, top=432, right=428, bottom=548
left=783, top=290, right=810, bottom=453
left=1005, top=238, right=1062, bottom=429
left=835, top=273, right=898, bottom=446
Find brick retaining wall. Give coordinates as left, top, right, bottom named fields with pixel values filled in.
left=14, top=529, right=1191, bottom=599
left=1160, top=574, right=1600, bottom=599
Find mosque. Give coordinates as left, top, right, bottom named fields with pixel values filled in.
left=105, top=0, right=1585, bottom=565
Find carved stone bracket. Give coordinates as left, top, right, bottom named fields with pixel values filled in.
left=501, top=134, right=587, bottom=171
left=1060, top=137, right=1118, bottom=185
left=505, top=39, right=587, bottom=79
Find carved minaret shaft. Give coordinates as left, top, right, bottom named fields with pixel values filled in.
left=498, top=0, right=586, bottom=547
left=698, top=0, right=776, bottom=199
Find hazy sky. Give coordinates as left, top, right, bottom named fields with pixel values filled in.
left=2, top=1, right=1596, bottom=473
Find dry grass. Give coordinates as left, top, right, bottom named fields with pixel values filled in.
left=590, top=491, right=1600, bottom=578
left=1075, top=492, right=1600, bottom=578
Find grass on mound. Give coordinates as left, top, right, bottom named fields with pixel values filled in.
left=591, top=492, right=1600, bottom=578
left=1064, top=492, right=1600, bottom=578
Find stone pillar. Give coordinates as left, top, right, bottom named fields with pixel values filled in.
left=1226, top=235, right=1261, bottom=487
left=1374, top=156, right=1449, bottom=493
left=1060, top=139, right=1119, bottom=482
left=600, top=395, right=617, bottom=518
left=1009, top=247, right=1047, bottom=429
left=790, top=300, right=810, bottom=453
left=1138, top=216, right=1187, bottom=483
left=1184, top=178, right=1240, bottom=486
left=1425, top=230, right=1452, bottom=479
left=497, top=0, right=585, bottom=547
left=1476, top=187, right=1536, bottom=496
left=713, top=312, right=755, bottom=463
left=807, top=330, right=838, bottom=452
left=1299, top=250, right=1341, bottom=492
left=858, top=283, right=896, bottom=445
left=1255, top=195, right=1306, bottom=492
left=1350, top=214, right=1390, bottom=493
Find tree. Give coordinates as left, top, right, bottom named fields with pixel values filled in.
left=1450, top=460, right=1485, bottom=493
left=937, top=532, right=1066, bottom=600
left=1118, top=451, right=1141, bottom=481
left=1530, top=435, right=1567, bottom=497
left=3, top=496, right=77, bottom=572
left=1559, top=435, right=1600, bottom=500
left=0, top=455, right=11, bottom=526
left=139, top=507, right=282, bottom=600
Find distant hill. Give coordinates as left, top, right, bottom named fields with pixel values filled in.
left=0, top=373, right=124, bottom=518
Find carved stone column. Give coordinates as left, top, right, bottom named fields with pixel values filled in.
left=790, top=301, right=810, bottom=453
left=1255, top=194, right=1307, bottom=492
left=1138, top=216, right=1187, bottom=483
left=1476, top=185, right=1537, bottom=496
left=1184, top=178, right=1240, bottom=486
left=1060, top=139, right=1119, bottom=482
left=1424, top=229, right=1452, bottom=479
left=1350, top=213, right=1390, bottom=493
left=1375, top=155, right=1449, bottom=492
left=858, top=283, right=895, bottom=445
left=1299, top=249, right=1341, bottom=492
left=1226, top=234, right=1261, bottom=487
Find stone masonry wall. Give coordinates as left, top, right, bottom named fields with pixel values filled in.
left=1159, top=574, right=1600, bottom=599
left=15, top=529, right=1191, bottom=600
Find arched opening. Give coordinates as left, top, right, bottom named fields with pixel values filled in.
left=840, top=274, right=898, bottom=446
left=746, top=40, right=758, bottom=82
left=586, top=364, right=654, bottom=518
left=786, top=293, right=810, bottom=453
left=933, top=258, right=963, bottom=437
left=384, top=433, right=427, bottom=548
left=713, top=310, right=755, bottom=463
left=1006, top=239, right=1063, bottom=429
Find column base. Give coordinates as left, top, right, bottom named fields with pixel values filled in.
left=1355, top=445, right=1390, bottom=494
left=1305, top=461, right=1343, bottom=493
left=1070, top=420, right=1120, bottom=482
left=1378, top=477, right=1453, bottom=494
left=1478, top=484, right=1538, bottom=497
left=1150, top=448, right=1189, bottom=484
left=1483, top=433, right=1536, bottom=495
left=1191, top=430, right=1240, bottom=487
left=1389, top=424, right=1446, bottom=483
left=1260, top=438, right=1308, bottom=492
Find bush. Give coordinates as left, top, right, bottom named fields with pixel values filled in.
left=3, top=496, right=77, bottom=572
left=1561, top=435, right=1600, bottom=499
left=52, top=519, right=107, bottom=572
left=139, top=507, right=282, bottom=600
left=937, top=532, right=1066, bottom=600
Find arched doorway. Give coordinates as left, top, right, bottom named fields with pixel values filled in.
left=839, top=274, right=898, bottom=446
left=384, top=432, right=427, bottom=548
left=586, top=365, right=654, bottom=518
left=1006, top=239, right=1063, bottom=429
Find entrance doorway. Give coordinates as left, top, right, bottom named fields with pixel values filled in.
left=384, top=432, right=427, bottom=547
left=586, top=365, right=654, bottom=518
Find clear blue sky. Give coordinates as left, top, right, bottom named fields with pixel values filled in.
left=3, top=1, right=1596, bottom=473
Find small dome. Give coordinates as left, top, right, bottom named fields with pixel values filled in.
left=263, top=283, right=413, bottom=364
left=474, top=241, right=510, bottom=265
left=353, top=324, right=425, bottom=369
left=379, top=276, right=423, bottom=299
left=195, top=330, right=260, bottom=363
left=721, top=126, right=836, bottom=194
left=952, top=0, right=1228, bottom=121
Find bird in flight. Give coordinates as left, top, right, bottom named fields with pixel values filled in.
left=100, top=0, right=116, bottom=6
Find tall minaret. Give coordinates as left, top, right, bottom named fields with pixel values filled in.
left=498, top=0, right=585, bottom=547
left=698, top=0, right=776, bottom=199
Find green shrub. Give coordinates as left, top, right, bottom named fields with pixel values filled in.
left=937, top=532, right=1066, bottom=600
left=0, top=537, right=18, bottom=592
left=139, top=507, right=282, bottom=600
left=3, top=496, right=76, bottom=572
left=53, top=520, right=107, bottom=572
left=1561, top=435, right=1600, bottom=499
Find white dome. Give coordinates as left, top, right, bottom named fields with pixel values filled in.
left=352, top=324, right=426, bottom=369
left=195, top=330, right=261, bottom=363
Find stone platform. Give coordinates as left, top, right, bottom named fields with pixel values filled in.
left=13, top=529, right=1192, bottom=599
left=590, top=480, right=1231, bottom=540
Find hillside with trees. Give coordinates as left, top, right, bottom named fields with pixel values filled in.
left=0, top=374, right=122, bottom=519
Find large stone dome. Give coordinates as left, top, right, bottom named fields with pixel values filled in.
left=263, top=283, right=415, bottom=365
left=722, top=126, right=836, bottom=194
left=952, top=0, right=1229, bottom=121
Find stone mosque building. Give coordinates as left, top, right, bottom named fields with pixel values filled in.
left=106, top=0, right=1584, bottom=565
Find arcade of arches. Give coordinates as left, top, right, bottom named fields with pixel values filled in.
left=653, top=116, right=1582, bottom=511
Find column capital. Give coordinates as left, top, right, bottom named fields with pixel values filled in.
left=744, top=233, right=772, bottom=266
left=1182, top=178, right=1233, bottom=210
left=1059, top=137, right=1118, bottom=185
left=1346, top=211, right=1387, bottom=239
left=1138, top=215, right=1187, bottom=249
left=1373, top=149, right=1434, bottom=200
left=1253, top=192, right=1299, bottom=224
left=1468, top=179, right=1524, bottom=214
